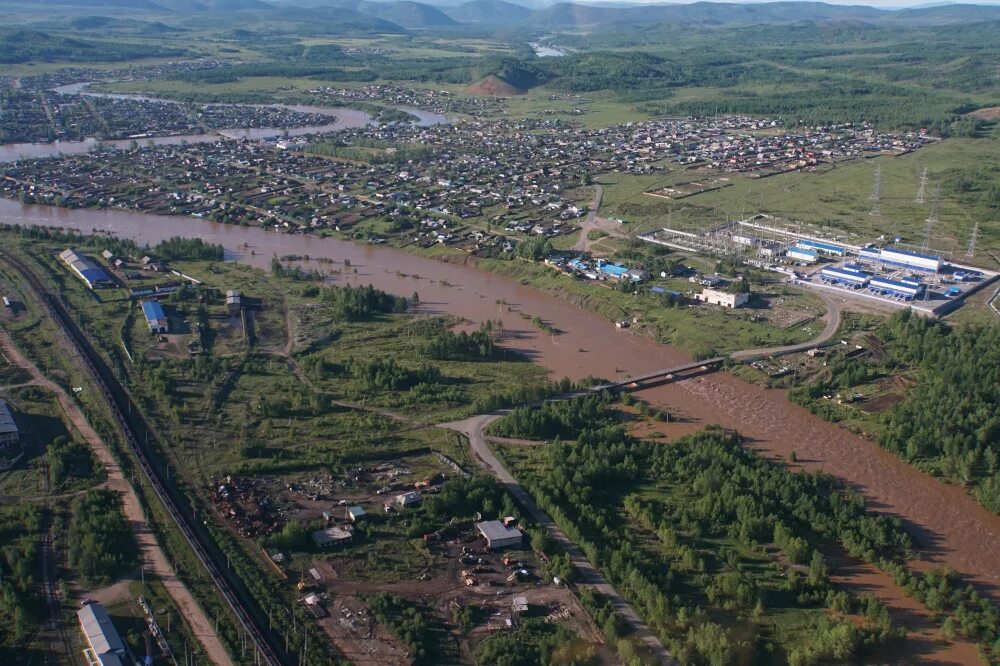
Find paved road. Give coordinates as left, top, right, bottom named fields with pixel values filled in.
left=439, top=412, right=678, bottom=665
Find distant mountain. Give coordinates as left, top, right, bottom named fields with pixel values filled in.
left=2, top=0, right=274, bottom=10
left=288, top=0, right=458, bottom=27
left=525, top=1, right=886, bottom=29
left=890, top=3, right=1000, bottom=23
left=154, top=0, right=271, bottom=10
left=446, top=0, right=531, bottom=22
left=0, top=0, right=170, bottom=10
left=291, top=5, right=408, bottom=31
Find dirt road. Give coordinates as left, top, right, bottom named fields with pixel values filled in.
left=439, top=412, right=677, bottom=665
left=0, top=330, right=234, bottom=666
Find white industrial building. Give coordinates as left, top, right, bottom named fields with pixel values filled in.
left=694, top=288, right=749, bottom=309
left=786, top=247, right=818, bottom=263
left=858, top=245, right=942, bottom=273
left=476, top=520, right=524, bottom=549
left=78, top=602, right=126, bottom=666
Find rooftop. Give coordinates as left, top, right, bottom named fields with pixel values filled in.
left=77, top=602, right=125, bottom=657
left=476, top=519, right=524, bottom=543
left=0, top=400, right=17, bottom=436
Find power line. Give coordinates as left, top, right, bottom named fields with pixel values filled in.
left=967, top=221, right=979, bottom=258
left=923, top=184, right=940, bottom=253
left=915, top=166, right=928, bottom=204
left=869, top=164, right=882, bottom=216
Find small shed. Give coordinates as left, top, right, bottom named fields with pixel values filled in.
left=312, top=526, right=353, bottom=548
left=347, top=505, right=366, bottom=522
left=395, top=491, right=422, bottom=508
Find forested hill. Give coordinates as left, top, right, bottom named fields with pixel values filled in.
left=0, top=27, right=187, bottom=63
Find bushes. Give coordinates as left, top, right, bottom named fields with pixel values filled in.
left=345, top=357, right=441, bottom=393
left=366, top=594, right=439, bottom=664
left=46, top=435, right=101, bottom=491
left=320, top=283, right=407, bottom=320
left=152, top=236, right=224, bottom=261
left=420, top=321, right=499, bottom=361
left=67, top=489, right=139, bottom=586
left=490, top=392, right=617, bottom=440
left=474, top=617, right=597, bottom=666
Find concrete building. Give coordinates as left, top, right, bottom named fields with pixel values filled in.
left=141, top=300, right=169, bottom=334
left=476, top=520, right=524, bottom=549
left=694, top=288, right=749, bottom=309
left=0, top=400, right=19, bottom=449
left=312, top=525, right=354, bottom=548
left=78, top=602, right=126, bottom=666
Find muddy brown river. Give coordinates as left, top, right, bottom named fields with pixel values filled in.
left=1, top=199, right=998, bottom=612
left=0, top=85, right=450, bottom=163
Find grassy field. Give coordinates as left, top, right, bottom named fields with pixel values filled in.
left=598, top=132, right=1000, bottom=269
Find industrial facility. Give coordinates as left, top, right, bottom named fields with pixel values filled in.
left=59, top=249, right=113, bottom=289
left=641, top=214, right=997, bottom=316
left=141, top=300, right=169, bottom=334
left=858, top=245, right=942, bottom=273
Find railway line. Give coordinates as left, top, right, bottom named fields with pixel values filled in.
left=0, top=249, right=285, bottom=666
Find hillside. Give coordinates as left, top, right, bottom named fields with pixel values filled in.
left=290, top=0, right=458, bottom=27
left=0, top=26, right=187, bottom=62
left=446, top=0, right=531, bottom=22
left=466, top=73, right=525, bottom=96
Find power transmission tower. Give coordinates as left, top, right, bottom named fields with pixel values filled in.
left=915, top=166, right=928, bottom=204
left=869, top=164, right=882, bottom=216
left=966, top=221, right=979, bottom=258
left=923, top=184, right=941, bottom=253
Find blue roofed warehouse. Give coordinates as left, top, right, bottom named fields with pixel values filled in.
left=141, top=300, right=169, bottom=334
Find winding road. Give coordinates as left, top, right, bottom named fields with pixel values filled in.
left=439, top=412, right=678, bottom=665
left=438, top=290, right=843, bottom=665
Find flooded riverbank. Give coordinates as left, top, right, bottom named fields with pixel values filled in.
left=0, top=85, right=450, bottom=163
left=0, top=197, right=998, bottom=604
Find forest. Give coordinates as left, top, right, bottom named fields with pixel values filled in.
left=791, top=311, right=1000, bottom=515
left=0, top=505, right=41, bottom=651
left=497, top=426, right=1000, bottom=664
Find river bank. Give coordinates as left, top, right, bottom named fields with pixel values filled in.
left=0, top=198, right=997, bottom=604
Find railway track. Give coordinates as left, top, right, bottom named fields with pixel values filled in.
left=1, top=250, right=285, bottom=666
